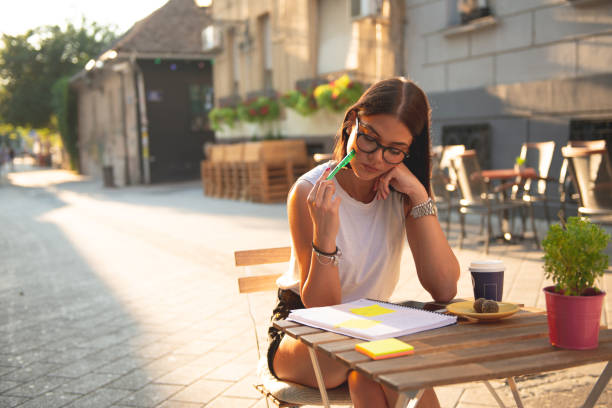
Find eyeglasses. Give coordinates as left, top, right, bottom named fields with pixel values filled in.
left=354, top=117, right=409, bottom=165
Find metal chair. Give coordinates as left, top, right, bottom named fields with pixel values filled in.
left=561, top=146, right=612, bottom=225
left=234, top=247, right=352, bottom=408
left=451, top=150, right=538, bottom=253
left=431, top=145, right=465, bottom=235
left=559, top=140, right=607, bottom=219
left=510, top=141, right=556, bottom=226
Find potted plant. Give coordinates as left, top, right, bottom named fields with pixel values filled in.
left=514, top=156, right=525, bottom=173
left=541, top=216, right=610, bottom=349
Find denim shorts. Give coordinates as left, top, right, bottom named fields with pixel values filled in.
left=266, top=288, right=305, bottom=379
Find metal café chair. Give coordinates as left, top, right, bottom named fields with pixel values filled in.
left=559, top=140, right=607, bottom=219
left=561, top=146, right=612, bottom=225
left=431, top=145, right=465, bottom=235
left=509, top=141, right=556, bottom=227
left=451, top=150, right=538, bottom=253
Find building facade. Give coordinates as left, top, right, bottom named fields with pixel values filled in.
left=207, top=0, right=402, bottom=152
left=72, top=0, right=215, bottom=185
left=406, top=0, right=612, bottom=175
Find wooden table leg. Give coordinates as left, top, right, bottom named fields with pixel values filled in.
left=582, top=360, right=612, bottom=408
left=482, top=380, right=507, bottom=408
left=507, top=377, right=524, bottom=408
left=307, top=347, right=330, bottom=408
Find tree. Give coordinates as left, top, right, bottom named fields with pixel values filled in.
left=0, top=19, right=117, bottom=128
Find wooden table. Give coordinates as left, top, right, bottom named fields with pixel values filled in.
left=480, top=167, right=538, bottom=182
left=274, top=303, right=612, bottom=408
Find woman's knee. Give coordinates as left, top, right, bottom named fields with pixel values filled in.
left=348, top=370, right=379, bottom=393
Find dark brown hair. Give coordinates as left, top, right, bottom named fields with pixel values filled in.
left=332, top=77, right=432, bottom=196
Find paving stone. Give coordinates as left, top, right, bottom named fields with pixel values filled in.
left=64, top=387, right=132, bottom=408
left=118, top=383, right=182, bottom=407
left=156, top=401, right=204, bottom=408
left=12, top=391, right=81, bottom=408
left=60, top=372, right=122, bottom=394
left=0, top=380, right=20, bottom=393
left=106, top=369, right=159, bottom=391
left=3, top=376, right=67, bottom=398
left=205, top=396, right=259, bottom=408
left=170, top=379, right=233, bottom=404
left=0, top=365, right=17, bottom=376
left=42, top=347, right=97, bottom=365
left=1, top=362, right=59, bottom=382
left=0, top=395, right=28, bottom=408
left=47, top=355, right=110, bottom=378
left=95, top=356, right=150, bottom=375
left=220, top=375, right=263, bottom=399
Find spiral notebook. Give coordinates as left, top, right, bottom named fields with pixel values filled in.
left=287, top=298, right=456, bottom=341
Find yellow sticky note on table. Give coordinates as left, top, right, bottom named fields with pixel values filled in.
left=335, top=318, right=381, bottom=329
left=355, top=338, right=414, bottom=360
left=350, top=304, right=396, bottom=317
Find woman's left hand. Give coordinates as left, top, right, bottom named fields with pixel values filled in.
left=375, top=164, right=429, bottom=204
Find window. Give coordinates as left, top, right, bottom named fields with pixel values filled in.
left=230, top=29, right=240, bottom=95
left=442, top=123, right=491, bottom=169
left=259, top=14, right=273, bottom=90
left=449, top=0, right=491, bottom=25
left=189, top=84, right=214, bottom=132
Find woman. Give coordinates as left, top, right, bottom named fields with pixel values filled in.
left=268, top=77, right=460, bottom=407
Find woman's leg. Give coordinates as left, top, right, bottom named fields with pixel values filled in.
left=273, top=335, right=350, bottom=389
left=349, top=370, right=440, bottom=408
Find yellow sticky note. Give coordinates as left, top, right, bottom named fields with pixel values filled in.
left=335, top=318, right=381, bottom=329
left=350, top=304, right=396, bottom=317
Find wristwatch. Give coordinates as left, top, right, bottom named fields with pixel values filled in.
left=410, top=198, right=437, bottom=219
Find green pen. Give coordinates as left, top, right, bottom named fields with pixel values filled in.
left=326, top=149, right=356, bottom=180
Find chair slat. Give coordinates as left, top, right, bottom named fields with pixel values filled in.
left=238, top=274, right=282, bottom=293
left=235, top=246, right=291, bottom=266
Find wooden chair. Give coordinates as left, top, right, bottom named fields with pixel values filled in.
left=235, top=247, right=352, bottom=408
left=561, top=146, right=612, bottom=225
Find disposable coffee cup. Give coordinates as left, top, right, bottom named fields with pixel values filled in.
left=469, top=260, right=505, bottom=301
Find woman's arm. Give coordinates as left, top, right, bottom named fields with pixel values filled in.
left=287, top=170, right=343, bottom=307
left=377, top=165, right=460, bottom=303
left=404, top=210, right=459, bottom=303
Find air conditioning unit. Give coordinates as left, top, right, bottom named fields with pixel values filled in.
left=350, top=0, right=382, bottom=20
left=202, top=25, right=223, bottom=51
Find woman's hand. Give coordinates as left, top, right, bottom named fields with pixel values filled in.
left=375, top=164, right=429, bottom=204
left=307, top=168, right=341, bottom=252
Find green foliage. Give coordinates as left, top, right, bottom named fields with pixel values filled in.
left=542, top=216, right=610, bottom=296
left=208, top=107, right=237, bottom=131
left=280, top=89, right=318, bottom=116
left=0, top=19, right=117, bottom=128
left=236, top=97, right=280, bottom=124
left=515, top=156, right=526, bottom=166
left=51, top=76, right=79, bottom=170
left=313, top=74, right=364, bottom=113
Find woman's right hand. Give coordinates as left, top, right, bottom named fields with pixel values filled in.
left=306, top=167, right=341, bottom=253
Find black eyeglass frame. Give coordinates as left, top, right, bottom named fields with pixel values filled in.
left=353, top=116, right=410, bottom=165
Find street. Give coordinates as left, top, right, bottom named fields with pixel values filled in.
left=1, top=165, right=611, bottom=407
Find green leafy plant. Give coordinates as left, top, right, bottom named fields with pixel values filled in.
left=515, top=156, right=526, bottom=166
left=542, top=216, right=610, bottom=296
left=236, top=96, right=280, bottom=123
left=280, top=89, right=318, bottom=116
left=313, top=74, right=364, bottom=113
left=208, top=107, right=238, bottom=131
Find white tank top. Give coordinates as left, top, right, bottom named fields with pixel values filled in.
left=277, top=162, right=406, bottom=302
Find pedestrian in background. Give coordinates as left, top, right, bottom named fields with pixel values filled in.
left=9, top=146, right=16, bottom=171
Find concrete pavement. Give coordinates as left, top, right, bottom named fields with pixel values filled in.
left=0, top=163, right=610, bottom=407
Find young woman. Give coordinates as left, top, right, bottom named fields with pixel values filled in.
left=268, top=77, right=460, bottom=408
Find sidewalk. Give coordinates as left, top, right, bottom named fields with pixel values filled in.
left=0, top=168, right=610, bottom=408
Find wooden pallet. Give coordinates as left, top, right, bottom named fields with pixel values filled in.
left=248, top=160, right=310, bottom=203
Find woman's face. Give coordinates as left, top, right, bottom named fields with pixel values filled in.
left=347, top=114, right=413, bottom=180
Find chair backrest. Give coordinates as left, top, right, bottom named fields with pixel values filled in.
left=519, top=141, right=555, bottom=195
left=451, top=150, right=487, bottom=205
left=439, top=145, right=466, bottom=187
left=561, top=147, right=612, bottom=212
left=235, top=247, right=291, bottom=293
left=559, top=140, right=607, bottom=197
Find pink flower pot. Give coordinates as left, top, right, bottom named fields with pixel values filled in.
left=543, top=286, right=605, bottom=350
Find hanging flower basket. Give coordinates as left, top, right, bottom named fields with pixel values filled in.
left=208, top=107, right=238, bottom=131
left=237, top=96, right=280, bottom=124
left=314, top=74, right=364, bottom=113
left=281, top=89, right=318, bottom=116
